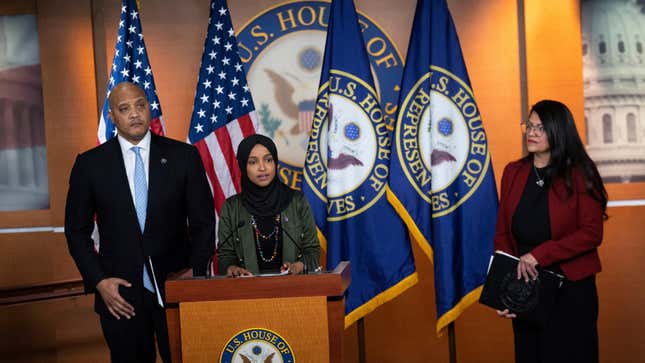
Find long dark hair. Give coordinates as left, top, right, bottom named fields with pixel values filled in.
left=529, top=100, right=608, bottom=216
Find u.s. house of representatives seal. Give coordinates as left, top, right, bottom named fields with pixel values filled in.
left=237, top=0, right=403, bottom=189
left=220, top=328, right=295, bottom=363
left=304, top=70, right=391, bottom=221
left=394, top=66, right=491, bottom=217
left=499, top=272, right=540, bottom=313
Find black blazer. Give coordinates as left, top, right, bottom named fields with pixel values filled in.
left=65, top=134, right=215, bottom=316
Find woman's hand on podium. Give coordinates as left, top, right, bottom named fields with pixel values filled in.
left=281, top=261, right=304, bottom=275
left=226, top=265, right=253, bottom=277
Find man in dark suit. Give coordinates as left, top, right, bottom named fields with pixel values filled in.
left=65, top=82, right=215, bottom=363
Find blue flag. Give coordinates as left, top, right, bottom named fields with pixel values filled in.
left=303, top=0, right=417, bottom=327
left=387, top=0, right=498, bottom=334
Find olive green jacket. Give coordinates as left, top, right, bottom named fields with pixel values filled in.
left=217, top=191, right=321, bottom=275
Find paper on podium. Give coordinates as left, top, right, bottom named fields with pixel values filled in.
left=239, top=270, right=290, bottom=278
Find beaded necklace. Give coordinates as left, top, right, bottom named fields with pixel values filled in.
left=250, top=214, right=281, bottom=262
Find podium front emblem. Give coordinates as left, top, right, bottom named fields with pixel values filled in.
left=220, top=328, right=295, bottom=363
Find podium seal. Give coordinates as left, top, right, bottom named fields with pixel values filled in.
left=220, top=328, right=295, bottom=363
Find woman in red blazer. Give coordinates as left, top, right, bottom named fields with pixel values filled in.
left=494, top=100, right=607, bottom=363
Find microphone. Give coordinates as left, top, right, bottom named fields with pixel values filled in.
left=206, top=220, right=245, bottom=278
left=282, top=217, right=320, bottom=274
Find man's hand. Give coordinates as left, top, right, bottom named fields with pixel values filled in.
left=96, top=278, right=135, bottom=320
left=226, top=265, right=253, bottom=277
left=281, top=261, right=304, bottom=275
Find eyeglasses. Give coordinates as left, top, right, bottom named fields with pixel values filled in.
left=520, top=122, right=545, bottom=136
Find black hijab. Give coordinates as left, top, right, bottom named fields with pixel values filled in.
left=236, top=134, right=294, bottom=216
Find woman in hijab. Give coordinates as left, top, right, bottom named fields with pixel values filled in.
left=217, top=134, right=321, bottom=276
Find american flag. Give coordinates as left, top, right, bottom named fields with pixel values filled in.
left=93, top=0, right=164, bottom=251
left=187, top=0, right=257, bottom=222
left=97, top=0, right=165, bottom=144
left=298, top=100, right=315, bottom=134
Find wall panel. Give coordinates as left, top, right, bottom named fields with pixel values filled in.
left=0, top=0, right=96, bottom=287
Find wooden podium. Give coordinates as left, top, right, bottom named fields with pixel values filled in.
left=165, top=261, right=350, bottom=363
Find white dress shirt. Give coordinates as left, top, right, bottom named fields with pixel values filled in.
left=116, top=131, right=164, bottom=306
left=117, top=131, right=151, bottom=204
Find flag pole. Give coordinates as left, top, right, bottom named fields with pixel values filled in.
left=358, top=318, right=366, bottom=363
left=448, top=322, right=457, bottom=363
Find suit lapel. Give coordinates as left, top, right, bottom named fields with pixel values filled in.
left=237, top=203, right=259, bottom=273
left=146, top=134, right=166, bottom=232
left=508, top=161, right=531, bottom=219
left=106, top=138, right=140, bottom=232
left=548, top=174, right=569, bottom=241
left=281, top=208, right=298, bottom=262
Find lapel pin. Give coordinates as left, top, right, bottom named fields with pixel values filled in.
left=160, top=158, right=167, bottom=164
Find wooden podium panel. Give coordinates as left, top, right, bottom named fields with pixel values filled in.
left=166, top=262, right=350, bottom=362
left=179, top=296, right=329, bottom=363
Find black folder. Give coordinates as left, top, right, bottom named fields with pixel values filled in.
left=479, top=250, right=564, bottom=326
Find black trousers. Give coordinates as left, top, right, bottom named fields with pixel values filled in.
left=99, top=290, right=171, bottom=363
left=512, top=275, right=598, bottom=363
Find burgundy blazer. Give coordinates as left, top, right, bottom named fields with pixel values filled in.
left=494, top=158, right=603, bottom=281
